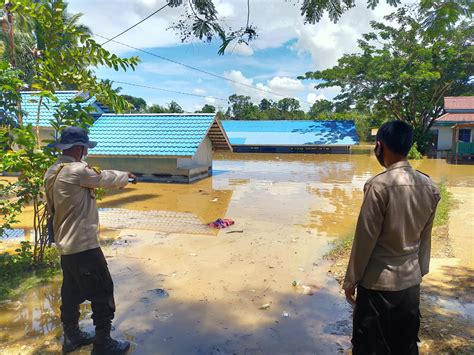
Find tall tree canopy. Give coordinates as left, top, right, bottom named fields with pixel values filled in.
left=122, top=95, right=147, bottom=113
left=300, top=3, right=473, bottom=150
left=197, top=104, right=216, bottom=113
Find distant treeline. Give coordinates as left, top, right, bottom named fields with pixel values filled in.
left=121, top=94, right=385, bottom=142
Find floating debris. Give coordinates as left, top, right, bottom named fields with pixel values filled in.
left=292, top=280, right=318, bottom=295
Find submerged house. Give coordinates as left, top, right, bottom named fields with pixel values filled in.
left=221, top=120, right=359, bottom=153
left=430, top=96, right=474, bottom=160
left=87, top=114, right=232, bottom=183
left=19, top=91, right=105, bottom=143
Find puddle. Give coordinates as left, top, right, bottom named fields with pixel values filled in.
left=425, top=294, right=474, bottom=319
left=1, top=153, right=473, bottom=353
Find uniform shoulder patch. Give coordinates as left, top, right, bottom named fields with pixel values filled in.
left=85, top=165, right=101, bottom=175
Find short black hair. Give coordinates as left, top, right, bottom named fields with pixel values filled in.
left=376, top=121, right=414, bottom=156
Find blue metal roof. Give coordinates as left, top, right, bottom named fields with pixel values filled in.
left=88, top=114, right=216, bottom=156
left=20, top=91, right=98, bottom=126
left=222, top=120, right=359, bottom=146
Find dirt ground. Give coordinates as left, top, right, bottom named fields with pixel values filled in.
left=328, top=186, right=474, bottom=354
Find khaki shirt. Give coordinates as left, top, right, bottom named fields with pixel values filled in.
left=44, top=155, right=129, bottom=255
left=343, top=161, right=440, bottom=291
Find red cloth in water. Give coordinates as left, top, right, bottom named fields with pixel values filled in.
left=207, top=218, right=235, bottom=229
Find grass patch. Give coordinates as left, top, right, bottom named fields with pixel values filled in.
left=434, top=182, right=453, bottom=227
left=0, top=242, right=60, bottom=301
left=325, top=234, right=353, bottom=260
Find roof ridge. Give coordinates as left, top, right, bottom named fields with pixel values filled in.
left=100, top=113, right=216, bottom=116
left=20, top=90, right=79, bottom=94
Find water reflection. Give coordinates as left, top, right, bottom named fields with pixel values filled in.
left=0, top=279, right=61, bottom=345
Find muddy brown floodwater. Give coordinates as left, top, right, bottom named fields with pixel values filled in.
left=1, top=153, right=473, bottom=354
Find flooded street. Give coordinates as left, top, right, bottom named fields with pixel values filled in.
left=1, top=153, right=473, bottom=354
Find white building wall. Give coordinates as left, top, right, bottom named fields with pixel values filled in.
left=435, top=127, right=453, bottom=150
left=177, top=136, right=213, bottom=169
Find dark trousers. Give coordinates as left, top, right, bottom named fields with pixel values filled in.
left=60, top=247, right=115, bottom=331
left=352, top=285, right=420, bottom=355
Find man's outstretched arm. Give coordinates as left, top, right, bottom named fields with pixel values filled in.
left=79, top=165, right=131, bottom=189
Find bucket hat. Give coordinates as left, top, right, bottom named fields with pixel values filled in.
left=49, top=126, right=97, bottom=150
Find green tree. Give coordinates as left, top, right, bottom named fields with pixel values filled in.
left=276, top=97, right=306, bottom=119
left=227, top=94, right=260, bottom=119
left=300, top=3, right=473, bottom=151
left=197, top=104, right=216, bottom=113
left=0, top=0, right=139, bottom=264
left=0, top=1, right=93, bottom=86
left=258, top=98, right=274, bottom=111
left=0, top=60, right=22, bottom=128
left=277, top=98, right=300, bottom=112
left=122, top=94, right=147, bottom=113
left=147, top=104, right=168, bottom=113
left=308, top=99, right=334, bottom=118
left=167, top=100, right=184, bottom=113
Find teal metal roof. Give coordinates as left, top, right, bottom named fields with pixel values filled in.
left=222, top=120, right=359, bottom=146
left=88, top=114, right=216, bottom=156
left=20, top=91, right=98, bottom=126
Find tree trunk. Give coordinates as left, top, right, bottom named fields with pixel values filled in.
left=36, top=96, right=43, bottom=148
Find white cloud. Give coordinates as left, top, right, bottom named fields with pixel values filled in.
left=307, top=93, right=327, bottom=104
left=214, top=0, right=235, bottom=18
left=306, top=84, right=342, bottom=100
left=230, top=42, right=254, bottom=56
left=223, top=70, right=306, bottom=103
left=140, top=62, right=194, bottom=76
left=267, top=77, right=304, bottom=92
left=290, top=0, right=411, bottom=69
left=193, top=88, right=206, bottom=95
left=205, top=96, right=217, bottom=104
left=223, top=70, right=254, bottom=88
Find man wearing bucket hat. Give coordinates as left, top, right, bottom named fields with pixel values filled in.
left=44, top=127, right=136, bottom=354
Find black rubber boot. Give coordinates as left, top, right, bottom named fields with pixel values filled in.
left=91, top=327, right=130, bottom=355
left=62, top=324, right=95, bottom=353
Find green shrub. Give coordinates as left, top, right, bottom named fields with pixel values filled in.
left=0, top=242, right=60, bottom=300
left=434, top=182, right=452, bottom=227
left=408, top=142, right=423, bottom=160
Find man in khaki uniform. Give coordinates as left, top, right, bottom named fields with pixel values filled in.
left=343, top=121, right=440, bottom=354
left=44, top=127, right=136, bottom=354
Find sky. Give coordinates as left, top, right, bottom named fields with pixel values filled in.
left=68, top=0, right=409, bottom=112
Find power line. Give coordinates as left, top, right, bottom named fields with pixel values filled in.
left=110, top=79, right=228, bottom=102
left=94, top=33, right=313, bottom=105
left=100, top=3, right=170, bottom=46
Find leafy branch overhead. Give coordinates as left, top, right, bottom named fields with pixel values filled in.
left=1, top=0, right=140, bottom=113
left=167, top=0, right=472, bottom=54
